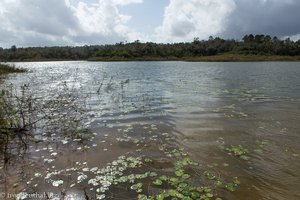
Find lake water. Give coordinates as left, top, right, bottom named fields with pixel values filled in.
left=1, top=61, right=300, bottom=200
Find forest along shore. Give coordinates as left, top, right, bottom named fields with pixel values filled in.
left=1, top=34, right=300, bottom=62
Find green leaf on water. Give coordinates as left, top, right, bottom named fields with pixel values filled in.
left=178, top=182, right=188, bottom=188
left=169, top=177, right=179, bottom=184
left=167, top=190, right=184, bottom=198
left=149, top=172, right=158, bottom=177
left=181, top=174, right=190, bottom=179
left=204, top=171, right=216, bottom=180
left=130, top=183, right=143, bottom=193
left=175, top=170, right=184, bottom=177
left=203, top=187, right=211, bottom=193
left=240, top=155, right=250, bottom=160
left=225, top=178, right=240, bottom=193
left=153, top=179, right=163, bottom=186
left=138, top=194, right=150, bottom=200
left=225, top=183, right=237, bottom=192
left=156, top=194, right=165, bottom=200
left=159, top=175, right=168, bottom=181
left=206, top=193, right=214, bottom=198
left=214, top=180, right=222, bottom=187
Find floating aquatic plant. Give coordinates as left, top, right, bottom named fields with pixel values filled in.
left=226, top=145, right=250, bottom=160
left=77, top=174, right=88, bottom=183
left=225, top=177, right=240, bottom=192
left=52, top=180, right=63, bottom=187
left=217, top=137, right=250, bottom=160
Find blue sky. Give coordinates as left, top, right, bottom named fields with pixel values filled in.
left=119, top=0, right=169, bottom=35
left=0, top=0, right=300, bottom=47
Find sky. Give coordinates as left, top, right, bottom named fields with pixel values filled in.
left=0, top=0, right=300, bottom=47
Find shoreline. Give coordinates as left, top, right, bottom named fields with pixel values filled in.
left=88, top=54, right=300, bottom=62
left=2, top=55, right=300, bottom=63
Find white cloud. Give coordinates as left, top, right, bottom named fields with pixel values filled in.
left=69, top=0, right=145, bottom=44
left=290, top=34, right=300, bottom=41
left=0, top=0, right=143, bottom=47
left=73, top=1, right=131, bottom=35
left=112, top=0, right=143, bottom=6
left=1, top=0, right=78, bottom=35
left=0, top=0, right=79, bottom=47
left=155, top=0, right=236, bottom=42
left=221, top=0, right=300, bottom=39
left=0, top=0, right=300, bottom=47
left=154, top=0, right=300, bottom=42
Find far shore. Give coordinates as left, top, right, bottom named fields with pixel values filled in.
left=88, top=55, right=300, bottom=62
left=2, top=55, right=300, bottom=63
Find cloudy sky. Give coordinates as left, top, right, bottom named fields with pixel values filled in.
left=0, top=0, right=300, bottom=47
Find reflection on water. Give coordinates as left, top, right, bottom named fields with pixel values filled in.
left=1, top=61, right=300, bottom=200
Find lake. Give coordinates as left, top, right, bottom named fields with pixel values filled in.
left=1, top=61, right=300, bottom=200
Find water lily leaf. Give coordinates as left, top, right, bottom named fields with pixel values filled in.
left=206, top=193, right=213, bottom=198
left=156, top=194, right=165, bottom=200
left=204, top=171, right=215, bottom=180
left=153, top=179, right=163, bottom=186
left=181, top=174, right=190, bottom=179
left=225, top=183, right=237, bottom=192
left=159, top=175, right=168, bottom=181
left=214, top=180, right=222, bottom=187
left=149, top=172, right=157, bottom=177
left=169, top=177, right=179, bottom=184
left=175, top=170, right=184, bottom=177
left=130, top=183, right=143, bottom=193
left=167, top=190, right=184, bottom=198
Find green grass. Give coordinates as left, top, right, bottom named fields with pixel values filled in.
left=0, top=63, right=27, bottom=76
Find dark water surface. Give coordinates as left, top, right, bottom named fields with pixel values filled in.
left=1, top=61, right=300, bottom=200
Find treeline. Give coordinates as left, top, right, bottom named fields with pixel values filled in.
left=0, top=34, right=300, bottom=61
